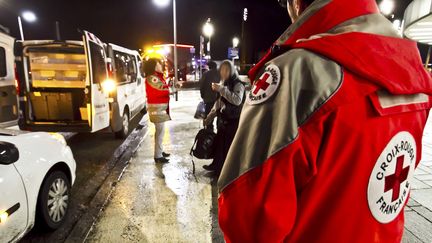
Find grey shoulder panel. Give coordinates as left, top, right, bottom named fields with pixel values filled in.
left=218, top=49, right=343, bottom=192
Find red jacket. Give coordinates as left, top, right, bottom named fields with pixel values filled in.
left=145, top=72, right=170, bottom=105
left=218, top=0, right=432, bottom=242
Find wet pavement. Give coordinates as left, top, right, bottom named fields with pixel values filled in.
left=402, top=116, right=432, bottom=243
left=84, top=90, right=432, bottom=243
left=86, top=90, right=223, bottom=243
left=21, top=114, right=145, bottom=242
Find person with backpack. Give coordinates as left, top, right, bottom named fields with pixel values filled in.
left=200, top=61, right=220, bottom=130
left=143, top=58, right=171, bottom=163
left=203, top=60, right=245, bottom=175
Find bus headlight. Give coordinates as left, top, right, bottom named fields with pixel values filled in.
left=102, top=79, right=116, bottom=93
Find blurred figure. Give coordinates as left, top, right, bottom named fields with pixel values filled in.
left=203, top=60, right=245, bottom=175
left=199, top=61, right=220, bottom=130
left=143, top=58, right=171, bottom=163
left=218, top=0, right=432, bottom=242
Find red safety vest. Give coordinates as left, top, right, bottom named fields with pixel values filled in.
left=145, top=72, right=170, bottom=105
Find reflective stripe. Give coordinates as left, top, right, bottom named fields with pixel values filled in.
left=218, top=49, right=343, bottom=192
left=378, top=91, right=429, bottom=109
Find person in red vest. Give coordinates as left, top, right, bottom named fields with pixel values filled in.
left=218, top=0, right=432, bottom=242
left=144, top=58, right=171, bottom=163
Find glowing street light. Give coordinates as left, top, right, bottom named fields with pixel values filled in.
left=153, top=0, right=170, bottom=8
left=18, top=10, right=37, bottom=41
left=379, top=0, right=395, bottom=16
left=232, top=37, right=240, bottom=48
left=22, top=11, right=37, bottom=23
left=152, top=0, right=179, bottom=101
left=202, top=19, right=214, bottom=59
left=203, top=20, right=214, bottom=38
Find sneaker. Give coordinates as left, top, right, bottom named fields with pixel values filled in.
left=155, top=157, right=169, bottom=163
left=162, top=152, right=171, bottom=158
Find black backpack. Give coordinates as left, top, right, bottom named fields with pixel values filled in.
left=190, top=128, right=216, bottom=173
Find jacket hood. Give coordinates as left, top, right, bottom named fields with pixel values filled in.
left=221, top=60, right=239, bottom=80
left=250, top=0, right=432, bottom=95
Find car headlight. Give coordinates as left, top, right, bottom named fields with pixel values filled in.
left=50, top=133, right=66, bottom=145
left=101, top=79, right=116, bottom=93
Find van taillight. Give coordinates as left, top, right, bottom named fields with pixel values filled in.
left=107, top=62, right=113, bottom=78
left=14, top=63, right=20, bottom=95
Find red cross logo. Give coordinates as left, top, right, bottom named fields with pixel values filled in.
left=253, top=73, right=271, bottom=95
left=385, top=155, right=410, bottom=202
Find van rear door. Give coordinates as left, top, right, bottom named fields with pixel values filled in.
left=0, top=33, right=18, bottom=127
left=83, top=31, right=110, bottom=132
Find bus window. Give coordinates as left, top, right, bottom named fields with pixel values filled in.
left=0, top=47, right=6, bottom=77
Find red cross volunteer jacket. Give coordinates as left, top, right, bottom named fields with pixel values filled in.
left=145, top=72, right=171, bottom=123
left=218, top=0, right=432, bottom=242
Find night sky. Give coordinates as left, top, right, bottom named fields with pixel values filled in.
left=0, top=0, right=417, bottom=61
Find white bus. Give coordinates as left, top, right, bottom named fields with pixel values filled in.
left=0, top=26, right=19, bottom=127
left=15, top=31, right=146, bottom=138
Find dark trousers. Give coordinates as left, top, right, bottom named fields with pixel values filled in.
left=204, top=102, right=215, bottom=130
left=212, top=118, right=239, bottom=174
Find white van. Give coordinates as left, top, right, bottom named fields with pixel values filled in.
left=0, top=26, right=19, bottom=127
left=15, top=31, right=146, bottom=138
left=105, top=43, right=146, bottom=138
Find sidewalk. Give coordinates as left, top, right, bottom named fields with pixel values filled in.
left=86, top=90, right=432, bottom=243
left=402, top=116, right=432, bottom=243
left=86, top=90, right=223, bottom=242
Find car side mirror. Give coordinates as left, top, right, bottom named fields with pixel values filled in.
left=0, top=142, right=19, bottom=165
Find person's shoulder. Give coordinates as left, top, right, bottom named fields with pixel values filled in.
left=246, top=48, right=343, bottom=107
left=147, top=75, right=162, bottom=84
left=270, top=48, right=342, bottom=88
left=273, top=49, right=339, bottom=71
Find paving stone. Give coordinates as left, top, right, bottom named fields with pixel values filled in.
left=410, top=189, right=432, bottom=212
left=407, top=198, right=421, bottom=207
left=424, top=181, right=432, bottom=187
left=404, top=211, right=432, bottom=243
left=418, top=165, right=432, bottom=174
left=411, top=206, right=432, bottom=224
left=402, top=229, right=424, bottom=243
left=416, top=174, right=432, bottom=181
left=411, top=178, right=431, bottom=190
left=415, top=168, right=430, bottom=176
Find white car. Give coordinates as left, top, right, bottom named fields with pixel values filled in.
left=0, top=129, right=76, bottom=243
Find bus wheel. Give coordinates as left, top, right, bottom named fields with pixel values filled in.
left=115, top=112, right=129, bottom=139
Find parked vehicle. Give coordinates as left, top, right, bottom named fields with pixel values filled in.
left=14, top=31, right=146, bottom=137
left=0, top=26, right=19, bottom=127
left=105, top=43, right=146, bottom=138
left=0, top=129, right=76, bottom=243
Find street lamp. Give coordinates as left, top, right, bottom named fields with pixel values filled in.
left=152, top=0, right=178, bottom=101
left=379, top=0, right=395, bottom=16
left=202, top=19, right=214, bottom=58
left=153, top=0, right=170, bottom=8
left=18, top=10, right=37, bottom=41
left=232, top=37, right=240, bottom=48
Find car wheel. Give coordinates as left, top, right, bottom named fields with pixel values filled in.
left=115, top=111, right=129, bottom=139
left=36, top=170, right=70, bottom=231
